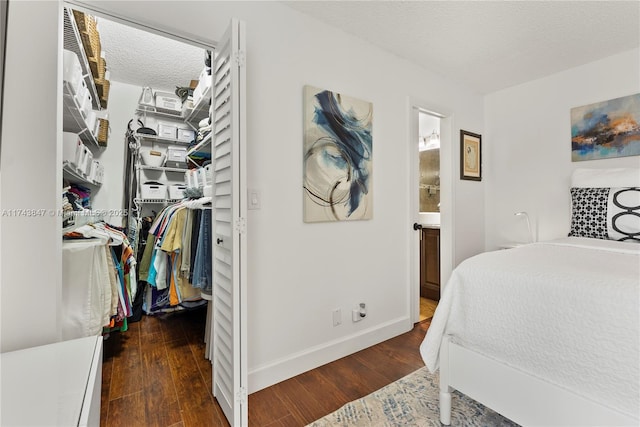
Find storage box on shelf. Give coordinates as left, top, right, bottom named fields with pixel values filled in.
left=168, top=184, right=187, bottom=200
left=155, top=92, right=182, bottom=114
left=140, top=182, right=167, bottom=199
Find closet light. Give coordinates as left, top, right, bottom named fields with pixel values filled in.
left=419, top=130, right=440, bottom=151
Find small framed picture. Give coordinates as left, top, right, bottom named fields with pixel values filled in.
left=460, top=130, right=482, bottom=181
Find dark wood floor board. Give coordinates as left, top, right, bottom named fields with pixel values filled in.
left=293, top=368, right=351, bottom=411
left=165, top=336, right=225, bottom=426
left=103, top=310, right=430, bottom=427
left=141, top=331, right=182, bottom=427
left=160, top=313, right=190, bottom=343
left=314, top=356, right=390, bottom=401
left=270, top=377, right=332, bottom=424
left=106, top=390, right=147, bottom=427
left=264, top=413, right=304, bottom=427
left=108, top=327, right=144, bottom=400
left=352, top=344, right=420, bottom=382
left=247, top=386, right=292, bottom=426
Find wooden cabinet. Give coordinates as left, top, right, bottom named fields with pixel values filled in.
left=420, top=227, right=440, bottom=300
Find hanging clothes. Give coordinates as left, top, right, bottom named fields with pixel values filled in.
left=140, top=198, right=212, bottom=315
left=63, top=221, right=138, bottom=334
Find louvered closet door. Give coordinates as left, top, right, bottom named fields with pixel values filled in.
left=211, top=18, right=248, bottom=427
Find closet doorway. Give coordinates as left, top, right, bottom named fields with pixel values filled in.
left=59, top=4, right=247, bottom=425
left=409, top=101, right=454, bottom=325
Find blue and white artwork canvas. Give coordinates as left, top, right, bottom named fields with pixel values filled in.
left=571, top=93, right=640, bottom=161
left=303, top=86, right=373, bottom=222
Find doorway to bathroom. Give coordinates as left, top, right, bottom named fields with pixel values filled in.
left=409, top=100, right=453, bottom=325
left=417, top=111, right=441, bottom=321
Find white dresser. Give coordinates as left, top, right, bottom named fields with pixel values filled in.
left=1, top=335, right=102, bottom=426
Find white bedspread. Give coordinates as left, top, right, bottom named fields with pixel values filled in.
left=420, top=237, right=640, bottom=419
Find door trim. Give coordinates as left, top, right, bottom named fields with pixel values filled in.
left=408, top=97, right=455, bottom=324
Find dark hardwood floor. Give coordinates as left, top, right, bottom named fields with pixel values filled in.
left=101, top=305, right=431, bottom=427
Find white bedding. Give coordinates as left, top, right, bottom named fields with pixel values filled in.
left=420, top=237, right=640, bottom=419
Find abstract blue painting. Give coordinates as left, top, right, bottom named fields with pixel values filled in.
left=571, top=93, right=640, bottom=161
left=303, top=86, right=373, bottom=222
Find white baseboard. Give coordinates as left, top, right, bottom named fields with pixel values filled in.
left=248, top=316, right=413, bottom=393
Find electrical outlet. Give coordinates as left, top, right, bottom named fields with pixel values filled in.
left=332, top=308, right=342, bottom=326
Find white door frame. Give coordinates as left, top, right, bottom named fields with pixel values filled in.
left=408, top=98, right=455, bottom=323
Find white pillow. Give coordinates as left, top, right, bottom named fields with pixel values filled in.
left=571, top=168, right=640, bottom=188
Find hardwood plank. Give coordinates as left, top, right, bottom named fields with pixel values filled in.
left=264, top=413, right=304, bottom=427
left=315, top=356, right=390, bottom=401
left=141, top=331, right=182, bottom=427
left=166, top=337, right=227, bottom=426
left=249, top=320, right=431, bottom=425
left=248, top=386, right=291, bottom=426
left=160, top=312, right=189, bottom=343
left=106, top=390, right=146, bottom=427
left=108, top=328, right=143, bottom=399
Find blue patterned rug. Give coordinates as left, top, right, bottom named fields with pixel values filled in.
left=307, top=367, right=519, bottom=426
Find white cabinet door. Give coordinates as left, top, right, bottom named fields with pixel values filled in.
left=210, top=18, right=248, bottom=427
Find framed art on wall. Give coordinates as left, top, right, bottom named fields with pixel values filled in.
left=570, top=93, right=640, bottom=161
left=460, top=130, right=482, bottom=181
left=303, top=85, right=373, bottom=223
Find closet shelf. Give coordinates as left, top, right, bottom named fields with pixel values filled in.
left=134, top=198, right=183, bottom=205
left=63, top=161, right=101, bottom=186
left=63, top=7, right=100, bottom=111
left=137, top=165, right=189, bottom=173
left=183, top=86, right=212, bottom=129
left=135, top=106, right=184, bottom=121
left=187, top=133, right=212, bottom=156
left=63, top=82, right=101, bottom=149
left=135, top=134, right=191, bottom=146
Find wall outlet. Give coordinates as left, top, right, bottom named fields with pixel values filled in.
left=352, top=303, right=366, bottom=322
left=332, top=308, right=341, bottom=326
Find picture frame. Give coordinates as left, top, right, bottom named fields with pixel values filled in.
left=460, top=130, right=482, bottom=181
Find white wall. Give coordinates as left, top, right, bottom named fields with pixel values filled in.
left=1, top=1, right=61, bottom=352
left=484, top=49, right=640, bottom=250
left=92, top=81, right=140, bottom=224
left=1, top=0, right=485, bottom=392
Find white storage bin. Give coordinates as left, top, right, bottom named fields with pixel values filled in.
left=140, top=149, right=166, bottom=167
left=63, top=132, right=83, bottom=167
left=168, top=184, right=187, bottom=200
left=198, top=167, right=209, bottom=187
left=166, top=146, right=188, bottom=168
left=177, top=128, right=195, bottom=143
left=82, top=150, right=94, bottom=177
left=80, top=92, right=92, bottom=118
left=92, top=162, right=104, bottom=184
left=185, top=170, right=198, bottom=188
left=89, top=160, right=102, bottom=183
left=140, top=182, right=167, bottom=199
left=155, top=92, right=182, bottom=113
left=85, top=111, right=97, bottom=137
left=62, top=50, right=83, bottom=96
left=193, top=68, right=212, bottom=106
left=158, top=123, right=177, bottom=139
left=77, top=145, right=92, bottom=176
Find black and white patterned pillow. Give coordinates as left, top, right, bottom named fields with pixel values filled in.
left=569, top=187, right=640, bottom=242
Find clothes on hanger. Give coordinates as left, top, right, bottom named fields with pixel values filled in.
left=63, top=222, right=138, bottom=334
left=139, top=198, right=212, bottom=314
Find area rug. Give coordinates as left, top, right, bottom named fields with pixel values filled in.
left=307, top=367, right=519, bottom=427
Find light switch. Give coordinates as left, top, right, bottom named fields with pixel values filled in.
left=248, top=189, right=261, bottom=210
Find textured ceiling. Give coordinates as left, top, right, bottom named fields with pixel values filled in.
left=283, top=1, right=640, bottom=94
left=94, top=2, right=639, bottom=95
left=96, top=16, right=205, bottom=93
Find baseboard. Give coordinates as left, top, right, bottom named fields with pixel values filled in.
left=248, top=316, right=413, bottom=393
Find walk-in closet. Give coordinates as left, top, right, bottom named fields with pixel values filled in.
left=57, top=6, right=247, bottom=425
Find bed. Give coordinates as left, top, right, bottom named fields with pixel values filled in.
left=420, top=168, right=640, bottom=426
